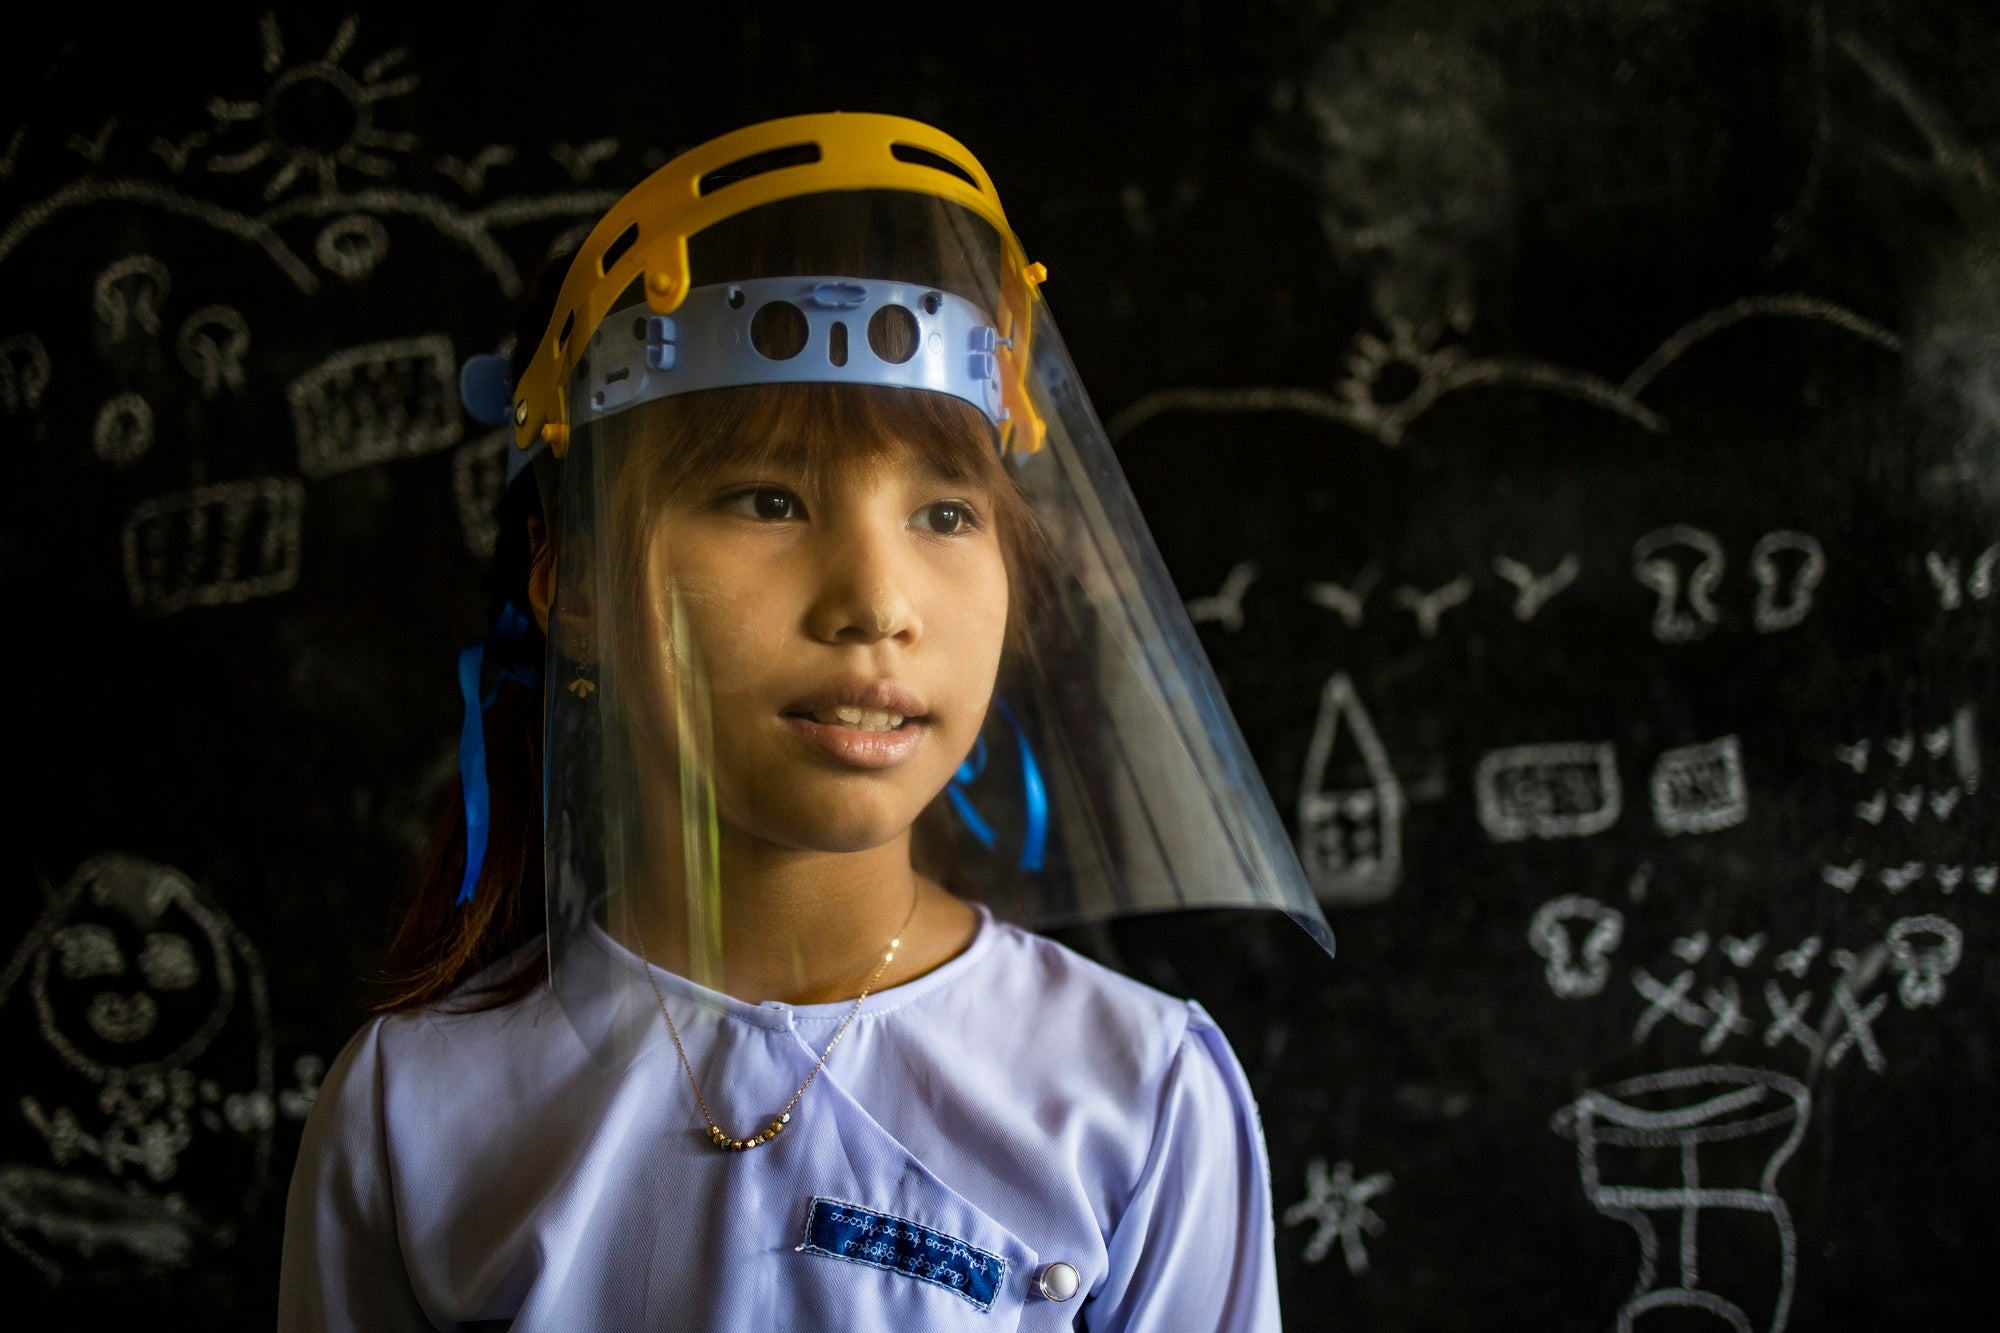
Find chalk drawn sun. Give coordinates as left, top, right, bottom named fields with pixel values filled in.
left=206, top=13, right=418, bottom=202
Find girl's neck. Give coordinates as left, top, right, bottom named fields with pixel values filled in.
left=621, top=825, right=976, bottom=1005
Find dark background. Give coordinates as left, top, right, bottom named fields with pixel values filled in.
left=2, top=1, right=1994, bottom=1326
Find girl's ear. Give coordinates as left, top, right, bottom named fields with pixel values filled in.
left=527, top=517, right=555, bottom=635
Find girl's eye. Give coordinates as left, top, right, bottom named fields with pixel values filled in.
left=913, top=500, right=977, bottom=536
left=723, top=487, right=803, bottom=521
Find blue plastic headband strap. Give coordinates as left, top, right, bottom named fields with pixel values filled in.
left=945, top=697, right=1048, bottom=872
left=571, top=276, right=1012, bottom=433
left=455, top=602, right=540, bottom=905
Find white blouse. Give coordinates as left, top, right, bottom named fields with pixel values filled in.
left=279, top=907, right=1282, bottom=1330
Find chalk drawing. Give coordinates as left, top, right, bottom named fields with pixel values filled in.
left=92, top=393, right=154, bottom=466
left=314, top=214, right=390, bottom=280
left=1762, top=983, right=1819, bottom=1059
left=1297, top=672, right=1404, bottom=906
left=65, top=118, right=117, bottom=164
left=288, top=334, right=461, bottom=478
left=1816, top=947, right=1888, bottom=1074
left=1303, top=566, right=1377, bottom=627
left=1699, top=980, right=1753, bottom=1053
left=148, top=131, right=210, bottom=174
left=1928, top=787, right=1961, bottom=820
left=1925, top=546, right=1998, bottom=609
left=92, top=255, right=171, bottom=343
left=1108, top=288, right=1895, bottom=451
left=1474, top=742, right=1621, bottom=842
left=1892, top=787, right=1923, bottom=822
left=1821, top=862, right=1864, bottom=892
left=1632, top=969, right=1706, bottom=1042
left=1749, top=531, right=1825, bottom=632
left=0, top=333, right=51, bottom=414
left=1772, top=937, right=1820, bottom=978
left=1107, top=318, right=1663, bottom=447
left=1526, top=895, right=1623, bottom=999
left=1883, top=916, right=1961, bottom=1009
left=1833, top=740, right=1869, bottom=773
left=1186, top=561, right=1257, bottom=632
left=1719, top=935, right=1766, bottom=969
left=552, top=138, right=620, bottom=183
left=452, top=427, right=515, bottom=557
left=1650, top=736, right=1748, bottom=835
left=1879, top=861, right=1925, bottom=893
left=121, top=478, right=305, bottom=617
left=1493, top=553, right=1579, bottom=621
left=0, top=854, right=274, bottom=1280
left=1282, top=1157, right=1392, bottom=1276
left=1934, top=866, right=1963, bottom=893
left=205, top=14, right=419, bottom=202
left=1394, top=576, right=1472, bottom=638
left=1977, top=867, right=1999, bottom=895
left=175, top=306, right=251, bottom=399
left=1552, top=1065, right=1808, bottom=1333
left=1885, top=733, right=1914, bottom=766
left=1853, top=793, right=1887, bottom=824
left=435, top=145, right=516, bottom=194
left=1670, top=933, right=1711, bottom=965
left=0, top=126, right=23, bottom=179
left=1633, top=526, right=1725, bottom=643
left=277, top=1054, right=327, bottom=1122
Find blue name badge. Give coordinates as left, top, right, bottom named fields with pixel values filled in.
left=799, top=1196, right=1009, bottom=1311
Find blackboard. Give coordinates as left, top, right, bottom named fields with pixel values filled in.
left=2, top=3, right=1993, bottom=1326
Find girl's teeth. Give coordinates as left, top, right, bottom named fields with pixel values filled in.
left=814, top=706, right=905, bottom=731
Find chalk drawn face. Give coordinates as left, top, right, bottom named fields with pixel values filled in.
left=28, top=855, right=236, bottom=1081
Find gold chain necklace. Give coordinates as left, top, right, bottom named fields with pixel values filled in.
left=642, top=891, right=920, bottom=1152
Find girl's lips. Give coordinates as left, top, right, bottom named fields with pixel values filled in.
left=781, top=714, right=925, bottom=769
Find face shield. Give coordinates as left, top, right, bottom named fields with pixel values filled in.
left=508, top=115, right=1333, bottom=1066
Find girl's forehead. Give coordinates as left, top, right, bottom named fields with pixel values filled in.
left=705, top=431, right=986, bottom=488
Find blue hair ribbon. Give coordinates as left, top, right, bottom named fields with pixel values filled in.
left=456, top=602, right=541, bottom=905
left=945, top=697, right=1048, bottom=871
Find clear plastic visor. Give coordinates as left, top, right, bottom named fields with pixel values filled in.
left=541, top=191, right=1332, bottom=1065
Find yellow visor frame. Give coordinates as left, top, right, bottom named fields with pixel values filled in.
left=511, top=112, right=1049, bottom=459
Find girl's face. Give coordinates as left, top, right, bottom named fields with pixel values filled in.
left=644, top=436, right=1010, bottom=855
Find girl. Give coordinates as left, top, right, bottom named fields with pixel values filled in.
left=280, top=112, right=1333, bottom=1330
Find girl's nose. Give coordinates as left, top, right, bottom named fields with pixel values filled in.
left=804, top=517, right=922, bottom=647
